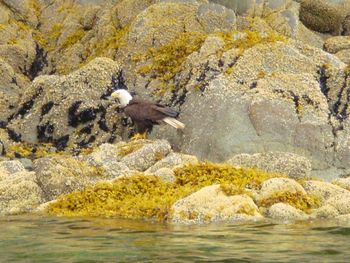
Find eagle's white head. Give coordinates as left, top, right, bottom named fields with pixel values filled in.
left=111, top=89, right=133, bottom=107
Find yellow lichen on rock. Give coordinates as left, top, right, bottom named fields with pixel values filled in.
left=117, top=140, right=151, bottom=157
left=60, top=29, right=85, bottom=50
left=83, top=25, right=130, bottom=65
left=217, top=29, right=287, bottom=55
left=136, top=31, right=207, bottom=90
left=5, top=143, right=58, bottom=159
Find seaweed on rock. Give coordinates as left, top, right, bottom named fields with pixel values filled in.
left=47, top=162, right=284, bottom=221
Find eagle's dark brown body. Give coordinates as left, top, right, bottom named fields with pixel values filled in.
left=123, top=98, right=180, bottom=133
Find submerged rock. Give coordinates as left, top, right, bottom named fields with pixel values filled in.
left=171, top=184, right=262, bottom=224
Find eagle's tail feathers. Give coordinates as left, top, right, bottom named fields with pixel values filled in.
left=163, top=117, right=185, bottom=129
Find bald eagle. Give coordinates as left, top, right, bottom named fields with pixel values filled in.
left=111, top=89, right=185, bottom=134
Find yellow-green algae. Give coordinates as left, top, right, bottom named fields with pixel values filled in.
left=258, top=191, right=320, bottom=213
left=5, top=142, right=95, bottom=159
left=5, top=143, right=57, bottom=159
left=47, top=162, right=283, bottom=221
left=136, top=31, right=207, bottom=88
left=217, top=29, right=287, bottom=55
left=82, top=25, right=130, bottom=65
left=117, top=140, right=150, bottom=157
left=60, top=29, right=85, bottom=50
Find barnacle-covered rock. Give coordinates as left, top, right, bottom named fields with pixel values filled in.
left=171, top=184, right=262, bottom=224
left=227, top=152, right=312, bottom=179
left=303, top=180, right=349, bottom=203
left=311, top=204, right=340, bottom=219
left=0, top=160, right=26, bottom=174
left=267, top=203, right=309, bottom=221
left=0, top=171, right=44, bottom=215
left=298, top=0, right=350, bottom=35
left=325, top=193, right=350, bottom=215
left=121, top=139, right=172, bottom=171
left=82, top=143, right=133, bottom=178
left=34, top=155, right=108, bottom=201
left=7, top=58, right=123, bottom=149
left=146, top=152, right=198, bottom=173
left=332, top=177, right=350, bottom=191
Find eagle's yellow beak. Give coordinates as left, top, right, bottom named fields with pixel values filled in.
left=111, top=91, right=119, bottom=99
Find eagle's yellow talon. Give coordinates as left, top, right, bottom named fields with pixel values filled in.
left=131, top=133, right=148, bottom=141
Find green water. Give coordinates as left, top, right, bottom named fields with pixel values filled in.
left=1, top=216, right=350, bottom=262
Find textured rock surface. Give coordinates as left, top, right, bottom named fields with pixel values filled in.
left=82, top=143, right=132, bottom=178
left=311, top=204, right=340, bottom=219
left=151, top=39, right=349, bottom=178
left=332, top=177, right=350, bottom=191
left=298, top=0, right=350, bottom=35
left=121, top=139, right=172, bottom=171
left=146, top=152, right=198, bottom=173
left=152, top=167, right=176, bottom=183
left=303, top=180, right=349, bottom=202
left=172, top=184, right=262, bottom=224
left=0, top=160, right=25, bottom=174
left=258, top=178, right=306, bottom=201
left=7, top=58, right=123, bottom=148
left=326, top=193, right=350, bottom=215
left=267, top=202, right=308, bottom=220
left=227, top=152, right=312, bottom=179
left=0, top=171, right=44, bottom=215
left=335, top=214, right=350, bottom=223
left=34, top=155, right=111, bottom=201
left=210, top=0, right=300, bottom=37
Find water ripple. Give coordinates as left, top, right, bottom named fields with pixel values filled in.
left=1, top=215, right=350, bottom=262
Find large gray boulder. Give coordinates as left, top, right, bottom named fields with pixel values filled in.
left=150, top=38, right=350, bottom=179
left=7, top=58, right=124, bottom=148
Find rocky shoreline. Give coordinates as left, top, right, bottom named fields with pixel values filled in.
left=1, top=0, right=350, bottom=223
left=1, top=138, right=350, bottom=224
